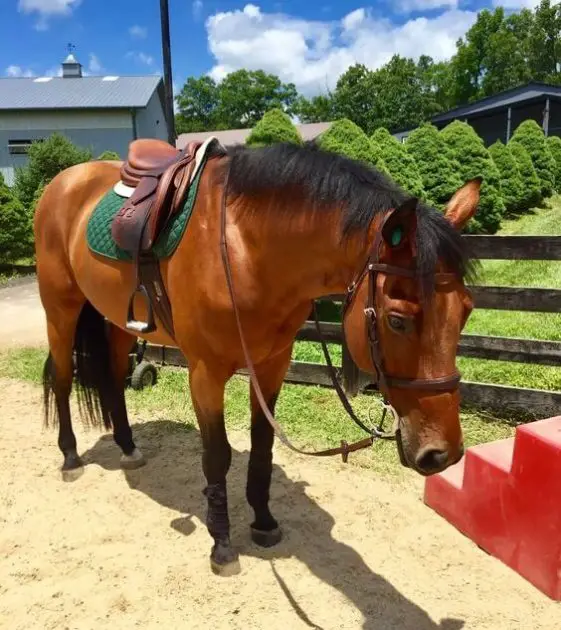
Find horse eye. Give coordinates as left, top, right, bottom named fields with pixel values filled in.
left=388, top=314, right=407, bottom=332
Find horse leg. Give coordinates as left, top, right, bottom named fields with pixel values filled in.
left=189, top=360, right=239, bottom=576
left=43, top=298, right=85, bottom=481
left=247, top=348, right=292, bottom=548
left=106, top=325, right=145, bottom=469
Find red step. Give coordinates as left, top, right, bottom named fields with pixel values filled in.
left=424, top=416, right=561, bottom=601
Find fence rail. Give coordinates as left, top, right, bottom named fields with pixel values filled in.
left=143, top=235, right=561, bottom=417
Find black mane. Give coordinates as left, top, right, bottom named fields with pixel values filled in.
left=219, top=141, right=477, bottom=288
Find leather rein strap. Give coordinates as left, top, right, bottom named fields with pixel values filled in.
left=219, top=163, right=461, bottom=462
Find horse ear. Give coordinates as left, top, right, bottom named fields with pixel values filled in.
left=381, top=197, right=418, bottom=249
left=444, top=177, right=481, bottom=231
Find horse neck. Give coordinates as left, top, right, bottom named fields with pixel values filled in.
left=234, top=195, right=374, bottom=301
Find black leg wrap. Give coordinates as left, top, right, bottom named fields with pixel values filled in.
left=203, top=482, right=230, bottom=541
left=203, top=482, right=240, bottom=576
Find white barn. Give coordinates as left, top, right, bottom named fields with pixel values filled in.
left=0, top=53, right=170, bottom=185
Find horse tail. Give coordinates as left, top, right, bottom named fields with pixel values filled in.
left=42, top=301, right=114, bottom=430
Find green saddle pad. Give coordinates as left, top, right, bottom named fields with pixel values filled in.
left=86, top=161, right=205, bottom=262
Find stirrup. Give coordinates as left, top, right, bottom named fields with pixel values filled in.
left=126, top=284, right=156, bottom=334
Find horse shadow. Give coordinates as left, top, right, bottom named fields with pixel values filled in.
left=81, top=419, right=464, bottom=630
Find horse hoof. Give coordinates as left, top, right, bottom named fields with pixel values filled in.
left=61, top=466, right=84, bottom=482
left=251, top=526, right=283, bottom=548
left=211, top=557, right=241, bottom=577
left=210, top=542, right=241, bottom=577
left=120, top=448, right=146, bottom=470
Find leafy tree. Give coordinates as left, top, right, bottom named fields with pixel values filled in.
left=316, top=119, right=387, bottom=171
left=14, top=133, right=92, bottom=209
left=440, top=121, right=505, bottom=233
left=404, top=123, right=463, bottom=208
left=416, top=55, right=454, bottom=114
left=509, top=119, right=556, bottom=198
left=371, top=128, right=425, bottom=197
left=331, top=64, right=375, bottom=133
left=215, top=69, right=298, bottom=129
left=0, top=173, right=33, bottom=261
left=175, top=75, right=219, bottom=133
left=293, top=94, right=336, bottom=123
left=333, top=57, right=448, bottom=134
left=508, top=142, right=542, bottom=210
left=246, top=108, right=303, bottom=146
left=175, top=70, right=298, bottom=132
left=96, top=150, right=121, bottom=160
left=489, top=140, right=526, bottom=214
left=546, top=135, right=561, bottom=191
left=450, top=8, right=535, bottom=103
left=527, top=0, right=561, bottom=83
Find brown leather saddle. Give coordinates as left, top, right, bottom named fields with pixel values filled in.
left=111, top=138, right=203, bottom=339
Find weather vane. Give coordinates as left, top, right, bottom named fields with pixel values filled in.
left=67, top=43, right=76, bottom=54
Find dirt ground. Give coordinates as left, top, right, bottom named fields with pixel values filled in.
left=0, top=279, right=47, bottom=348
left=1, top=378, right=559, bottom=630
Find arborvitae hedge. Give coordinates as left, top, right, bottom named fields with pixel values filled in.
left=404, top=122, right=463, bottom=209
left=371, top=127, right=425, bottom=198
left=546, top=136, right=561, bottom=192
left=317, top=118, right=387, bottom=172
left=509, top=120, right=555, bottom=198
left=440, top=120, right=505, bottom=233
left=508, top=142, right=542, bottom=210
left=488, top=140, right=525, bottom=214
left=96, top=150, right=122, bottom=160
left=246, top=108, right=303, bottom=146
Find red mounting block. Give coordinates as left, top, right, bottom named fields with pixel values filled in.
left=424, top=416, right=561, bottom=601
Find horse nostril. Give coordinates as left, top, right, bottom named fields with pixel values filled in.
left=415, top=447, right=449, bottom=474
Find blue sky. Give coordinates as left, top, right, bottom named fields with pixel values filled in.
left=0, top=1, right=539, bottom=95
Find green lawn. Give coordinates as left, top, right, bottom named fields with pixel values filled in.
left=0, top=346, right=516, bottom=478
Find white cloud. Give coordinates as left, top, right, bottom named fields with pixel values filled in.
left=193, top=0, right=203, bottom=19
left=5, top=65, right=35, bottom=77
left=396, top=1, right=459, bottom=12
left=341, top=8, right=365, bottom=31
left=492, top=0, right=540, bottom=7
left=126, top=51, right=155, bottom=67
left=88, top=53, right=102, bottom=73
left=206, top=4, right=477, bottom=95
left=18, top=0, right=81, bottom=29
left=18, top=0, right=80, bottom=14
left=129, top=24, right=147, bottom=39
left=45, top=65, right=63, bottom=77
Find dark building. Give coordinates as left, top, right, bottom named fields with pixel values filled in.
left=395, top=82, right=561, bottom=146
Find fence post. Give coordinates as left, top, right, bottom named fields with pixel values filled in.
left=342, top=338, right=360, bottom=396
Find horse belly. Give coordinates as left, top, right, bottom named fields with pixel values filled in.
left=71, top=241, right=176, bottom=347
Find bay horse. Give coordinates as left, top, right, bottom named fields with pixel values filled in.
left=34, top=140, right=480, bottom=576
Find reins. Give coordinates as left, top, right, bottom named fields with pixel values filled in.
left=219, top=162, right=462, bottom=463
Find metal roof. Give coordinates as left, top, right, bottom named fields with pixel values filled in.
left=432, top=82, right=561, bottom=123
left=0, top=75, right=163, bottom=110
left=176, top=121, right=332, bottom=148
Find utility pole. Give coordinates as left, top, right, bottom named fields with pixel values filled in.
left=159, top=0, right=176, bottom=145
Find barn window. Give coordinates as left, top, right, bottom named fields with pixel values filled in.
left=8, top=139, right=35, bottom=154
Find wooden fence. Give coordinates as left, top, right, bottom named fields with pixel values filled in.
left=144, top=235, right=561, bottom=417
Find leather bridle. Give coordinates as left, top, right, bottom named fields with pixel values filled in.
left=341, top=224, right=463, bottom=397
left=220, top=164, right=464, bottom=463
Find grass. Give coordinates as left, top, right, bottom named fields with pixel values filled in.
left=0, top=346, right=517, bottom=479
left=0, top=257, right=36, bottom=287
